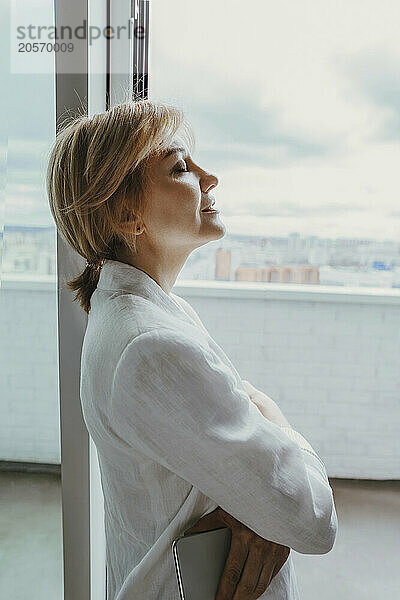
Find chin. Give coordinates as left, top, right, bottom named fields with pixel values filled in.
left=205, top=229, right=225, bottom=246
left=196, top=216, right=226, bottom=244
left=214, top=225, right=226, bottom=240
left=195, top=224, right=226, bottom=250
left=213, top=220, right=226, bottom=239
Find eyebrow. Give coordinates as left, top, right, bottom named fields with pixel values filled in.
left=161, top=146, right=187, bottom=161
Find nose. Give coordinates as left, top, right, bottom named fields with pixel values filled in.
left=201, top=171, right=218, bottom=193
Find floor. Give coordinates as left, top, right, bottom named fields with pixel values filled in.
left=292, top=478, right=400, bottom=599
left=0, top=471, right=399, bottom=599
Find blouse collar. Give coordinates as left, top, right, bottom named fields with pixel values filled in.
left=96, top=259, right=193, bottom=322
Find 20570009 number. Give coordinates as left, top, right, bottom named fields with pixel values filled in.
left=18, top=42, right=74, bottom=52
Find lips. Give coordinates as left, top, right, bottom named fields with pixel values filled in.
left=201, top=200, right=216, bottom=211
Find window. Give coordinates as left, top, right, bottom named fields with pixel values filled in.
left=1, top=0, right=63, bottom=598
left=149, top=0, right=400, bottom=289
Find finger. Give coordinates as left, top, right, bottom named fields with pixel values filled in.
left=253, top=560, right=275, bottom=597
left=232, top=544, right=269, bottom=600
left=255, top=545, right=290, bottom=597
left=215, top=535, right=249, bottom=600
left=270, top=547, right=290, bottom=580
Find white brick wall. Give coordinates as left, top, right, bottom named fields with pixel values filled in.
left=1, top=279, right=399, bottom=478
left=0, top=282, right=60, bottom=464
left=174, top=282, right=400, bottom=480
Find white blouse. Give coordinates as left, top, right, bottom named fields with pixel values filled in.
left=80, top=259, right=338, bottom=600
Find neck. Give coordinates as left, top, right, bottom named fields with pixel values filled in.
left=115, top=245, right=190, bottom=295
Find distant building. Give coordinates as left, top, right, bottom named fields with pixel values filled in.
left=235, top=264, right=320, bottom=284
left=234, top=265, right=266, bottom=282
left=215, top=248, right=231, bottom=280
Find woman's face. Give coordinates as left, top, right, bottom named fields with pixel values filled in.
left=140, top=138, right=226, bottom=253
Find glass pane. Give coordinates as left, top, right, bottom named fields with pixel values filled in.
left=0, top=1, right=63, bottom=598
left=148, top=7, right=400, bottom=600
left=149, top=0, right=400, bottom=289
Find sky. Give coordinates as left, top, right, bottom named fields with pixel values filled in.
left=2, top=0, right=400, bottom=242
left=149, top=0, right=400, bottom=241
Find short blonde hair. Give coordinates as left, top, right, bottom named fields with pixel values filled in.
left=46, top=98, right=194, bottom=314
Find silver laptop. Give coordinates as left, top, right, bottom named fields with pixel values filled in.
left=172, top=527, right=232, bottom=600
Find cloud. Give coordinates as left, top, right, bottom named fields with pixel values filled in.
left=151, top=70, right=330, bottom=168
left=148, top=0, right=400, bottom=242
left=4, top=181, right=52, bottom=227
left=2, top=74, right=55, bottom=140
left=221, top=212, right=399, bottom=242
left=213, top=141, right=400, bottom=241
left=337, top=48, right=400, bottom=142
left=187, top=97, right=328, bottom=166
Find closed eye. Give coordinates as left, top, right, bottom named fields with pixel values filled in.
left=172, top=160, right=189, bottom=174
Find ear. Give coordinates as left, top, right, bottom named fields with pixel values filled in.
left=119, top=211, right=143, bottom=234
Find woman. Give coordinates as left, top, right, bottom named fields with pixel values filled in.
left=47, top=99, right=337, bottom=600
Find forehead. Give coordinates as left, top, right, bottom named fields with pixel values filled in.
left=160, top=136, right=190, bottom=158
left=160, top=145, right=188, bottom=161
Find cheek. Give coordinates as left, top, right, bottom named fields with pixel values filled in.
left=166, top=183, right=200, bottom=217
left=148, top=181, right=200, bottom=228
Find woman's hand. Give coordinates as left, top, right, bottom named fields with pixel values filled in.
left=183, top=506, right=290, bottom=600
left=242, top=380, right=292, bottom=428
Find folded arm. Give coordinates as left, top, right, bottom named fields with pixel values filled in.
left=110, top=328, right=337, bottom=554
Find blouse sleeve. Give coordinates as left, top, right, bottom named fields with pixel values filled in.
left=110, top=328, right=337, bottom=555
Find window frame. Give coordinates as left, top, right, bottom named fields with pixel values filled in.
left=54, top=0, right=149, bottom=598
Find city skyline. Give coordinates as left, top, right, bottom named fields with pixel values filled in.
left=1, top=223, right=400, bottom=246
left=2, top=225, right=399, bottom=290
